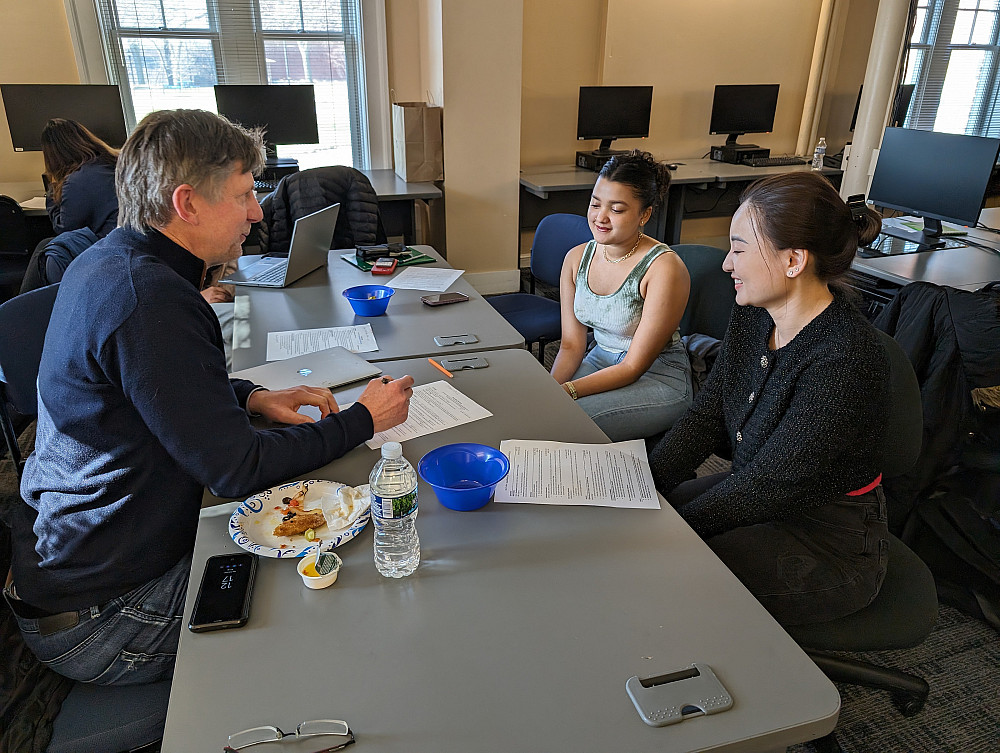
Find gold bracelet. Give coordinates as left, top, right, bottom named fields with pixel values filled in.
left=565, top=381, right=578, bottom=400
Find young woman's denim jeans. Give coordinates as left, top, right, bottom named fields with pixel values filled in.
left=572, top=341, right=692, bottom=441
left=9, top=553, right=191, bottom=685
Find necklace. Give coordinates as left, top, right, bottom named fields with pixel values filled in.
left=602, top=231, right=643, bottom=264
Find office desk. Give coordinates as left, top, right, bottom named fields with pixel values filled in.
left=520, top=160, right=842, bottom=246
left=230, top=245, right=523, bottom=370
left=164, top=349, right=839, bottom=753
left=849, top=207, right=1000, bottom=304
left=360, top=169, right=442, bottom=245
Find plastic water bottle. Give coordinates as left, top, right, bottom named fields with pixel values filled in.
left=370, top=442, right=420, bottom=578
left=811, top=137, right=827, bottom=170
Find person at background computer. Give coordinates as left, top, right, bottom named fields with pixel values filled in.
left=6, top=108, right=414, bottom=686
left=41, top=117, right=119, bottom=238
left=549, top=150, right=692, bottom=441
left=649, top=171, right=889, bottom=627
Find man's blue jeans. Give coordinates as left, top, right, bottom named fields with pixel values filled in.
left=8, top=553, right=191, bottom=685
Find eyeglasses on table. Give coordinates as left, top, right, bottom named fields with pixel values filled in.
left=224, top=719, right=355, bottom=752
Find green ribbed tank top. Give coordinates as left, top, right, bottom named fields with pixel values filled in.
left=573, top=240, right=678, bottom=354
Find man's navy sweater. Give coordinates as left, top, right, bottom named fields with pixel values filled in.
left=14, top=227, right=374, bottom=612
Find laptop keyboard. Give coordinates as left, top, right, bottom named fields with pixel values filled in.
left=247, top=261, right=287, bottom=284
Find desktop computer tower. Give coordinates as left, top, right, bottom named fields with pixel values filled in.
left=710, top=144, right=769, bottom=164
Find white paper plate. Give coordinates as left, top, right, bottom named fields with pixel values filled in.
left=229, top=479, right=370, bottom=558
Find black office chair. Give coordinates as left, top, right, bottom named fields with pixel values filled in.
left=488, top=213, right=592, bottom=362
left=0, top=196, right=33, bottom=300
left=0, top=284, right=59, bottom=477
left=787, top=330, right=938, bottom=745
left=671, top=244, right=735, bottom=340
left=0, top=283, right=171, bottom=752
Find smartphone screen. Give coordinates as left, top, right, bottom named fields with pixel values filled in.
left=422, top=292, right=470, bottom=306
left=188, top=552, right=257, bottom=632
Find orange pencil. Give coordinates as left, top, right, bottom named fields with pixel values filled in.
left=427, top=357, right=454, bottom=378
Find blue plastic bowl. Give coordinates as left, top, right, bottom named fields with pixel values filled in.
left=418, top=443, right=510, bottom=511
left=342, top=285, right=394, bottom=316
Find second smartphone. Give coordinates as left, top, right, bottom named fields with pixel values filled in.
left=421, top=292, right=470, bottom=306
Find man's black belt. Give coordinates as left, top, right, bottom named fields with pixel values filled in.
left=3, top=588, right=81, bottom=636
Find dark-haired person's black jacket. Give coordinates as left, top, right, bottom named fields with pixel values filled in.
left=46, top=159, right=118, bottom=238
left=650, top=290, right=888, bottom=537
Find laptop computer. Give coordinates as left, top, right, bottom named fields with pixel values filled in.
left=230, top=346, right=381, bottom=391
left=221, top=203, right=339, bottom=287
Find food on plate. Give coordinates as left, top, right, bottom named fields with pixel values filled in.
left=272, top=510, right=325, bottom=537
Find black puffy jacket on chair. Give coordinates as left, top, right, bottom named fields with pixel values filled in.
left=874, top=281, right=1000, bottom=529
left=258, top=166, right=385, bottom=255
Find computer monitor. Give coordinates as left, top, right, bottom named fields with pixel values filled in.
left=0, top=84, right=128, bottom=152
left=850, top=84, right=915, bottom=131
left=868, top=127, right=1000, bottom=247
left=576, top=86, right=653, bottom=155
left=709, top=84, right=779, bottom=146
left=214, top=84, right=319, bottom=164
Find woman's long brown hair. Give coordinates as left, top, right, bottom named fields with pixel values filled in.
left=41, top=118, right=119, bottom=204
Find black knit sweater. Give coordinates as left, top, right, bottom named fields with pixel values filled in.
left=649, top=290, right=888, bottom=538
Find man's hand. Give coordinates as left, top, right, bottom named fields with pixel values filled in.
left=357, top=375, right=414, bottom=433
left=247, top=386, right=340, bottom=425
left=201, top=286, right=234, bottom=304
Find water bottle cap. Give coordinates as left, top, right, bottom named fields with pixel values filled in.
left=381, top=441, right=402, bottom=459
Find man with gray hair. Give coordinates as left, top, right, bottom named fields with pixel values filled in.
left=5, top=109, right=413, bottom=685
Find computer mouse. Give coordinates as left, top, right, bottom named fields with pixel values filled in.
left=667, top=163, right=679, bottom=170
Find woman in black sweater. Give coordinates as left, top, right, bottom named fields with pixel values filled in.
left=649, top=172, right=889, bottom=626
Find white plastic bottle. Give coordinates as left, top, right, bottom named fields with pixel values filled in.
left=370, top=442, right=420, bottom=577
left=811, top=137, right=827, bottom=170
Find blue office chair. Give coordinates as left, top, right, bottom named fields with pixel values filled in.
left=670, top=244, right=734, bottom=341
left=788, top=331, right=937, bottom=749
left=488, top=213, right=592, bottom=362
left=0, top=284, right=171, bottom=752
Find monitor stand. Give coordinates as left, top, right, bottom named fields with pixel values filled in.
left=877, top=217, right=967, bottom=253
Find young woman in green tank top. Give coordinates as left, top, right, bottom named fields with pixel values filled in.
left=549, top=151, right=693, bottom=441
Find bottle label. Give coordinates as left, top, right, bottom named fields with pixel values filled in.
left=373, top=489, right=417, bottom=519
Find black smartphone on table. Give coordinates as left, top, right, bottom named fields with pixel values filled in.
left=188, top=552, right=258, bottom=633
left=421, top=292, right=470, bottom=306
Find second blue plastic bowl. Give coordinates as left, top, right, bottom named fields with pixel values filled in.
left=342, top=285, right=394, bottom=316
left=418, top=443, right=510, bottom=511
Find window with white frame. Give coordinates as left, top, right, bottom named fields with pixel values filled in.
left=904, top=0, right=1000, bottom=136
left=68, top=0, right=389, bottom=169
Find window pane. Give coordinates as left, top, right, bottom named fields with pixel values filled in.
left=934, top=49, right=988, bottom=132
left=952, top=10, right=975, bottom=44
left=912, top=8, right=927, bottom=43
left=959, top=0, right=978, bottom=9
left=972, top=10, right=998, bottom=43
left=982, top=0, right=999, bottom=10
left=260, top=0, right=303, bottom=31
left=303, top=1, right=343, bottom=32
left=163, top=0, right=210, bottom=30
left=121, top=37, right=218, bottom=121
left=264, top=39, right=352, bottom=167
left=115, top=0, right=164, bottom=28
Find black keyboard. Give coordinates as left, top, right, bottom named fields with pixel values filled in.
left=743, top=156, right=809, bottom=167
left=254, top=179, right=278, bottom=192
